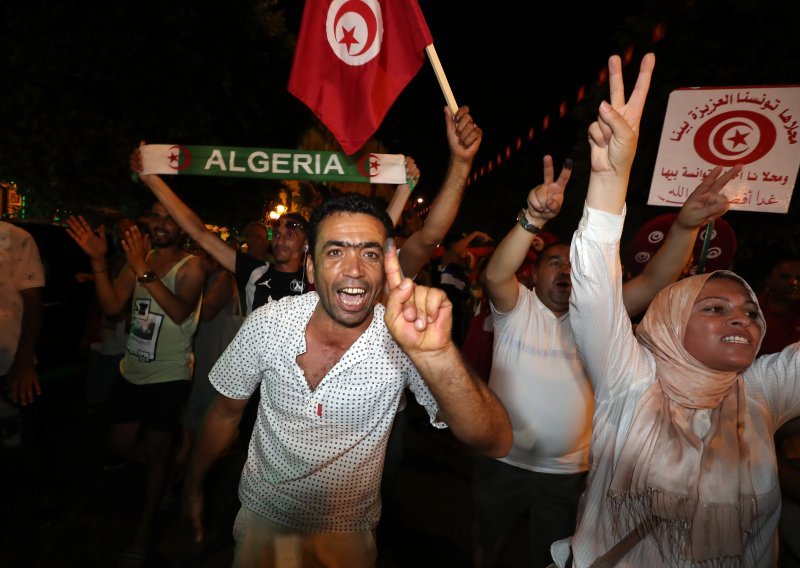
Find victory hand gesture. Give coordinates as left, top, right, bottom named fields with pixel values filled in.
left=588, top=53, right=655, bottom=177
left=676, top=165, right=740, bottom=229
left=526, top=155, right=573, bottom=224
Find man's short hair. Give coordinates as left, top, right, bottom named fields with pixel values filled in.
left=276, top=212, right=309, bottom=234
left=308, top=193, right=394, bottom=254
left=535, top=241, right=566, bottom=267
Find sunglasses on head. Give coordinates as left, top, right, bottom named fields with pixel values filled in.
left=273, top=219, right=307, bottom=232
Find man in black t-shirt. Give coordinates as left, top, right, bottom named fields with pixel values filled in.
left=235, top=215, right=309, bottom=315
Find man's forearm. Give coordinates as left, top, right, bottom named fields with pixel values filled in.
left=411, top=344, right=512, bottom=458
left=142, top=175, right=236, bottom=272
left=398, top=159, right=471, bottom=278
left=419, top=158, right=470, bottom=245
left=484, top=224, right=537, bottom=294
left=186, top=396, right=244, bottom=490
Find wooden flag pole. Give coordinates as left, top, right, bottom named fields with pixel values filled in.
left=425, top=45, right=458, bottom=114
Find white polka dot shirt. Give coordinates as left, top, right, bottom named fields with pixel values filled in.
left=209, top=291, right=444, bottom=532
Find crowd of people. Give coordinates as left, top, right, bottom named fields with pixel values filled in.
left=2, top=53, right=800, bottom=568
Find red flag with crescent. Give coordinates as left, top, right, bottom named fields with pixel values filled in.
left=288, top=0, right=433, bottom=155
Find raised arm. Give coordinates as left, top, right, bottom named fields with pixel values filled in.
left=621, top=167, right=738, bottom=316
left=383, top=238, right=512, bottom=457
left=586, top=54, right=655, bottom=213
left=398, top=106, right=482, bottom=278
left=385, top=157, right=420, bottom=227
left=66, top=215, right=136, bottom=316
left=120, top=225, right=205, bottom=324
left=569, top=53, right=656, bottom=395
left=130, top=144, right=237, bottom=273
left=484, top=156, right=571, bottom=312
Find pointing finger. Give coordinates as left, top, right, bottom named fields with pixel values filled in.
left=383, top=238, right=404, bottom=291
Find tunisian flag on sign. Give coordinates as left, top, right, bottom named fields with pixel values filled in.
left=288, top=0, right=433, bottom=155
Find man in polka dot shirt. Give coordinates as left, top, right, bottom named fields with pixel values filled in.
left=185, top=192, right=512, bottom=567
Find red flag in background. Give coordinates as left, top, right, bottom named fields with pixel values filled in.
left=288, top=0, right=433, bottom=155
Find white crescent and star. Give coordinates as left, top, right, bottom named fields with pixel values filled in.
left=326, top=0, right=383, bottom=66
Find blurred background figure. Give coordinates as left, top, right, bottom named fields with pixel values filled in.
left=0, top=220, right=45, bottom=447
left=430, top=230, right=492, bottom=347
left=756, top=256, right=800, bottom=567
left=174, top=241, right=242, bottom=481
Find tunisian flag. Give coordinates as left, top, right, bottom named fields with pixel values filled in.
left=288, top=0, right=433, bottom=155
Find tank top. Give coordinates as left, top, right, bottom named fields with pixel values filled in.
left=120, top=254, right=200, bottom=385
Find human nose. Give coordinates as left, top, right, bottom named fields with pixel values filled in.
left=728, top=309, right=753, bottom=328
left=341, top=250, right=364, bottom=277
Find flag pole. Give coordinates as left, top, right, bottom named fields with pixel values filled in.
left=425, top=45, right=458, bottom=114
left=697, top=220, right=715, bottom=273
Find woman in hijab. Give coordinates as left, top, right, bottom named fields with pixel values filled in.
left=546, top=53, right=800, bottom=567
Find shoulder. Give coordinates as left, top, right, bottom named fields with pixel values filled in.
left=254, top=290, right=317, bottom=319
left=244, top=292, right=316, bottom=339
left=177, top=252, right=203, bottom=274
left=236, top=251, right=267, bottom=274
left=0, top=222, right=36, bottom=246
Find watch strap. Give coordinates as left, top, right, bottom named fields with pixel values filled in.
left=137, top=270, right=157, bottom=283
left=517, top=208, right=543, bottom=234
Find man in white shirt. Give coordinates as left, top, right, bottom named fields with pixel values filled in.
left=185, top=192, right=511, bottom=567
left=474, top=153, right=726, bottom=567
left=0, top=221, right=44, bottom=447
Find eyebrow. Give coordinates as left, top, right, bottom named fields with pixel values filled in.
left=696, top=295, right=758, bottom=307
left=324, top=240, right=383, bottom=250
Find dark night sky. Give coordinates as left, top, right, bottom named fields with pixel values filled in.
left=3, top=0, right=800, bottom=285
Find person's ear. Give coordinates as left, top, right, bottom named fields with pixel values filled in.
left=306, top=250, right=315, bottom=285
left=303, top=243, right=309, bottom=253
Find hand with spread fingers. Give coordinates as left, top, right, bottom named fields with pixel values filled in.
left=66, top=215, right=108, bottom=262
left=120, top=225, right=152, bottom=278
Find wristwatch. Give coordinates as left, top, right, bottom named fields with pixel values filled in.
left=137, top=270, right=157, bottom=283
left=517, top=208, right=543, bottom=234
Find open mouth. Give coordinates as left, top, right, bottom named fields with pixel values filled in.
left=721, top=335, right=750, bottom=345
left=337, top=286, right=368, bottom=310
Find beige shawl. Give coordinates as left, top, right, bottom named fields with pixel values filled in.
left=609, top=271, right=765, bottom=565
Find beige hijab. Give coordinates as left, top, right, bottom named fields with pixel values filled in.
left=608, top=270, right=765, bottom=565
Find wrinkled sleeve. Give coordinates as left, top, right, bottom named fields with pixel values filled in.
left=569, top=205, right=647, bottom=399
left=748, top=343, right=800, bottom=429
left=13, top=228, right=45, bottom=290
left=209, top=305, right=271, bottom=399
